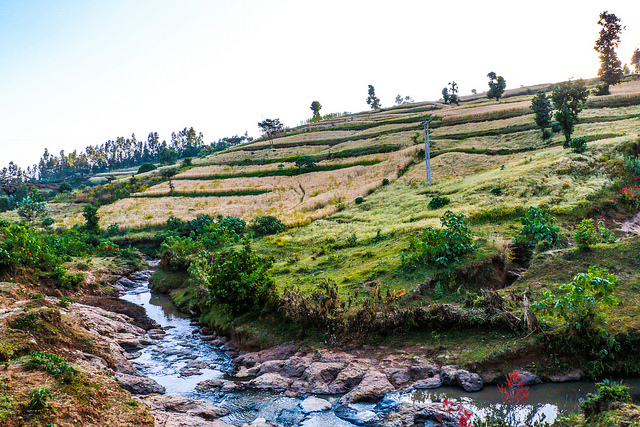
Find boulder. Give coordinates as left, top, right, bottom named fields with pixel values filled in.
left=278, top=356, right=309, bottom=378
left=340, top=369, right=395, bottom=404
left=515, top=370, right=542, bottom=386
left=384, top=367, right=412, bottom=387
left=412, top=376, right=442, bottom=389
left=409, top=356, right=438, bottom=380
left=116, top=373, right=166, bottom=395
left=547, top=369, right=584, bottom=382
left=457, top=369, right=483, bottom=392
left=299, top=396, right=331, bottom=413
left=440, top=365, right=458, bottom=385
left=141, top=395, right=231, bottom=427
left=247, top=373, right=293, bottom=392
left=335, top=404, right=379, bottom=425
left=257, top=360, right=284, bottom=376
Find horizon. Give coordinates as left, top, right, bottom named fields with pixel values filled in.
left=1, top=0, right=638, bottom=172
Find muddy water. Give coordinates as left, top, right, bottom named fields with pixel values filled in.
left=120, top=270, right=640, bottom=426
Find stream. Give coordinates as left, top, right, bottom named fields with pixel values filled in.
left=119, top=267, right=640, bottom=426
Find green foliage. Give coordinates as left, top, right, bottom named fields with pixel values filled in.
left=513, top=207, right=560, bottom=251
left=580, top=379, right=631, bottom=418
left=249, top=215, right=285, bottom=237
left=41, top=217, right=54, bottom=228
left=632, top=48, right=640, bottom=73
left=402, top=210, right=476, bottom=267
left=26, top=351, right=78, bottom=383
left=257, top=118, right=284, bottom=146
left=448, top=81, right=459, bottom=106
left=159, top=147, right=178, bottom=165
left=310, top=101, right=322, bottom=119
left=489, top=188, right=502, bottom=197
left=82, top=204, right=100, bottom=234
left=535, top=266, right=619, bottom=331
left=564, top=136, right=587, bottom=153
left=595, top=11, right=624, bottom=87
left=219, top=216, right=246, bottom=236
left=530, top=92, right=553, bottom=136
left=382, top=178, right=390, bottom=186
left=573, top=219, right=616, bottom=250
left=487, top=72, right=506, bottom=102
left=551, top=80, right=589, bottom=143
left=366, top=85, right=381, bottom=110
left=203, top=240, right=276, bottom=315
left=294, top=156, right=316, bottom=169
left=592, top=82, right=610, bottom=96
left=181, top=157, right=192, bottom=167
left=16, top=188, right=49, bottom=224
left=57, top=182, right=72, bottom=193
left=27, top=386, right=51, bottom=412
left=137, top=162, right=157, bottom=174
left=441, top=87, right=450, bottom=104
left=428, top=196, right=450, bottom=209
left=355, top=197, right=364, bottom=205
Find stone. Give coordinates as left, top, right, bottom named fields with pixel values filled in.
left=335, top=404, right=380, bottom=425
left=440, top=365, right=458, bottom=385
left=257, top=359, right=284, bottom=375
left=412, top=376, right=442, bottom=389
left=247, top=373, right=293, bottom=392
left=339, top=369, right=395, bottom=404
left=457, top=369, right=483, bottom=392
left=196, top=378, right=225, bottom=393
left=299, top=396, right=331, bottom=413
left=278, top=356, right=309, bottom=378
left=409, top=356, right=438, bottom=380
left=303, top=362, right=345, bottom=393
left=141, top=395, right=231, bottom=427
left=116, top=373, right=166, bottom=395
left=515, top=370, right=542, bottom=386
left=384, top=367, right=412, bottom=387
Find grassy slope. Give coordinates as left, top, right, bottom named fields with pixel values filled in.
left=30, top=78, right=640, bottom=372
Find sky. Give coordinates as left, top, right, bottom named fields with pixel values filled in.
left=1, top=0, right=639, bottom=172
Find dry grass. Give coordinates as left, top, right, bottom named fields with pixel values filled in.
left=98, top=146, right=419, bottom=228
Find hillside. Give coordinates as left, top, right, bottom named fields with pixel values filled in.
left=39, top=77, right=635, bottom=371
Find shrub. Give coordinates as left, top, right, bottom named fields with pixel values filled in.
left=428, top=196, right=450, bottom=209
left=592, top=83, right=610, bottom=96
left=542, top=128, right=552, bottom=140
left=402, top=210, right=475, bottom=267
left=294, top=156, right=316, bottom=169
left=27, top=387, right=51, bottom=412
left=41, top=217, right=54, bottom=227
left=574, top=219, right=616, bottom=250
left=490, top=188, right=502, bottom=196
left=551, top=121, right=562, bottom=133
left=181, top=157, right=192, bottom=167
left=619, top=185, right=640, bottom=207
left=57, top=182, right=72, bottom=193
left=219, top=216, right=246, bottom=236
left=564, top=136, right=587, bottom=153
left=382, top=178, right=390, bottom=186
left=513, top=207, right=560, bottom=251
left=137, top=163, right=157, bottom=174
left=106, top=223, right=121, bottom=236
left=249, top=215, right=286, bottom=237
left=355, top=197, right=364, bottom=204
left=202, top=240, right=276, bottom=314
left=82, top=204, right=100, bottom=234
left=580, top=379, right=630, bottom=418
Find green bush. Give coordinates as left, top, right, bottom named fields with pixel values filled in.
left=542, top=128, right=552, bottom=140
left=249, top=215, right=286, bottom=237
left=294, top=156, right=316, bottom=169
left=57, top=182, right=72, bottom=193
left=489, top=188, right=502, bottom=196
left=137, top=163, right=157, bottom=174
left=198, top=240, right=276, bottom=314
left=41, top=217, right=54, bottom=227
left=382, top=178, right=390, bottom=186
left=565, top=136, right=587, bottom=153
left=580, top=379, right=630, bottom=418
left=551, top=121, right=562, bottom=133
left=219, top=216, right=246, bottom=236
left=573, top=218, right=598, bottom=250
left=402, top=210, right=475, bottom=267
left=355, top=197, right=364, bottom=204
left=27, top=387, right=51, bottom=412
left=513, top=207, right=560, bottom=251
left=428, top=196, right=450, bottom=209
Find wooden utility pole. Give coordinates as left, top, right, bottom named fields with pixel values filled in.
left=420, top=119, right=433, bottom=184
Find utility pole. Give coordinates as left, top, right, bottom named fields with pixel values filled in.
left=419, top=119, right=433, bottom=184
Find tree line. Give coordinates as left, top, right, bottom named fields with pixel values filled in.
left=1, top=128, right=252, bottom=185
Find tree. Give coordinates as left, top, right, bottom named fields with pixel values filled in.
left=257, top=118, right=284, bottom=148
left=366, top=85, right=381, bottom=110
left=83, top=204, right=100, bottom=234
left=395, top=95, right=413, bottom=105
left=441, top=87, right=450, bottom=104
left=530, top=92, right=553, bottom=138
left=294, top=156, right=316, bottom=169
left=594, top=11, right=624, bottom=89
left=16, top=188, right=48, bottom=225
left=551, top=80, right=589, bottom=143
left=631, top=48, right=640, bottom=73
left=448, top=81, right=459, bottom=106
left=159, top=147, right=178, bottom=165
left=487, top=72, right=506, bottom=102
left=161, top=168, right=178, bottom=194
left=310, top=101, right=322, bottom=120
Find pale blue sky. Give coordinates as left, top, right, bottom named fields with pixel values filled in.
left=1, top=0, right=638, bottom=171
